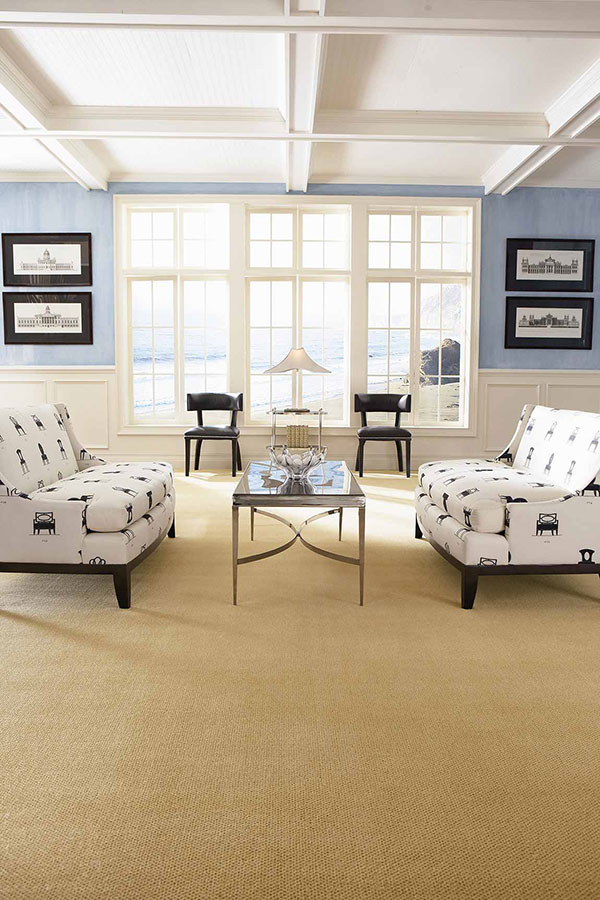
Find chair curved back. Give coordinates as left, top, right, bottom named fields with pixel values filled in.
left=186, top=392, right=243, bottom=427
left=354, top=393, right=411, bottom=428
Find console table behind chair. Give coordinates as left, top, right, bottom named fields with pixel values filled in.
left=354, top=393, right=412, bottom=478
left=185, top=392, right=243, bottom=478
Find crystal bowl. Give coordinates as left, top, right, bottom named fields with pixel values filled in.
left=268, top=445, right=327, bottom=481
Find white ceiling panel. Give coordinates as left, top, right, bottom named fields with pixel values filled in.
left=96, top=138, right=283, bottom=178
left=311, top=141, right=503, bottom=183
left=0, top=112, right=64, bottom=172
left=0, top=28, right=283, bottom=108
left=320, top=35, right=600, bottom=112
left=525, top=146, right=600, bottom=187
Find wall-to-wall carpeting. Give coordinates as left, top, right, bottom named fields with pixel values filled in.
left=2, top=473, right=600, bottom=899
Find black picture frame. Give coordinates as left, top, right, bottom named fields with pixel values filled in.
left=505, top=238, right=594, bottom=292
left=504, top=297, right=593, bottom=350
left=2, top=292, right=93, bottom=345
left=2, top=233, right=92, bottom=287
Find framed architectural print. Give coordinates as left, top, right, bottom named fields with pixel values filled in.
left=3, top=292, right=93, bottom=344
left=505, top=238, right=594, bottom=292
left=505, top=297, right=593, bottom=350
left=2, top=233, right=92, bottom=286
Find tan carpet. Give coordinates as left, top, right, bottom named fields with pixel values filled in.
left=2, top=471, right=600, bottom=899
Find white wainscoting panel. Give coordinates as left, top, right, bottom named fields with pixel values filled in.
left=0, top=367, right=599, bottom=470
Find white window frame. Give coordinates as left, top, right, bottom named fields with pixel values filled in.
left=114, top=194, right=480, bottom=437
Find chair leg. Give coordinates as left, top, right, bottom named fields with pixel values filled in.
left=236, top=441, right=242, bottom=471
left=358, top=441, right=365, bottom=478
left=461, top=571, right=478, bottom=610
left=168, top=514, right=175, bottom=538
left=194, top=439, right=202, bottom=471
left=405, top=440, right=411, bottom=478
left=184, top=440, right=191, bottom=477
left=113, top=567, right=131, bottom=609
left=231, top=441, right=237, bottom=478
left=415, top=516, right=423, bottom=539
left=395, top=440, right=403, bottom=473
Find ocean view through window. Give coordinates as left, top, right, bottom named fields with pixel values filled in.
left=116, top=196, right=478, bottom=430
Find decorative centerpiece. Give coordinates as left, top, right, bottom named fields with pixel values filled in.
left=269, top=444, right=326, bottom=481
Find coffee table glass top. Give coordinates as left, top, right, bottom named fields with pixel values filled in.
left=233, top=460, right=364, bottom=503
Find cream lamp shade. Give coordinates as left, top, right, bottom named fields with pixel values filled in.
left=263, top=347, right=330, bottom=374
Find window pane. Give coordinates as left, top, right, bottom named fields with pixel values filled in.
left=389, top=330, right=410, bottom=374
left=153, top=281, right=173, bottom=326
left=303, top=242, right=324, bottom=268
left=272, top=213, right=293, bottom=240
left=324, top=330, right=345, bottom=374
left=368, top=242, right=390, bottom=269
left=302, top=374, right=323, bottom=411
left=440, top=377, right=460, bottom=422
left=391, top=215, right=411, bottom=241
left=207, top=331, right=227, bottom=373
left=131, top=240, right=152, bottom=268
left=132, top=329, right=152, bottom=372
left=272, top=375, right=292, bottom=408
left=324, top=282, right=347, bottom=328
left=130, top=212, right=151, bottom=240
left=369, top=215, right=389, bottom=241
left=153, top=212, right=173, bottom=239
left=420, top=243, right=442, bottom=269
left=390, top=243, right=411, bottom=269
left=133, top=375, right=153, bottom=418
left=390, top=283, right=410, bottom=327
left=441, top=334, right=461, bottom=377
left=131, top=281, right=152, bottom=326
left=205, top=374, right=227, bottom=393
left=303, top=214, right=323, bottom=241
left=154, top=375, right=175, bottom=416
left=153, top=240, right=174, bottom=268
left=184, top=330, right=205, bottom=372
left=205, top=281, right=228, bottom=329
left=250, top=329, right=270, bottom=372
left=251, top=375, right=270, bottom=418
left=441, top=283, right=463, bottom=330
left=250, top=213, right=270, bottom=240
left=368, top=282, right=389, bottom=327
left=420, top=283, right=441, bottom=328
left=302, top=281, right=323, bottom=327
left=250, top=241, right=270, bottom=267
left=323, top=375, right=344, bottom=420
left=443, top=215, right=466, bottom=242
left=368, top=330, right=388, bottom=374
left=154, top=330, right=174, bottom=373
left=324, top=214, right=347, bottom=241
left=271, top=241, right=293, bottom=268
left=324, top=241, right=346, bottom=268
left=183, top=212, right=206, bottom=239
left=272, top=281, right=293, bottom=324
left=418, top=376, right=440, bottom=424
left=183, top=240, right=205, bottom=267
left=303, top=329, right=323, bottom=366
left=272, top=328, right=293, bottom=366
left=421, top=215, right=442, bottom=241
left=250, top=281, right=270, bottom=326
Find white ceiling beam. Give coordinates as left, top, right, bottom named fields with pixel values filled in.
left=2, top=5, right=600, bottom=37
left=0, top=45, right=108, bottom=189
left=7, top=129, right=600, bottom=147
left=285, top=1, right=327, bottom=192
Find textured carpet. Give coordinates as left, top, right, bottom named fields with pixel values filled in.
left=2, top=471, right=600, bottom=900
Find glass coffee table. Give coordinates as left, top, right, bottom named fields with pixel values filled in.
left=232, top=460, right=366, bottom=606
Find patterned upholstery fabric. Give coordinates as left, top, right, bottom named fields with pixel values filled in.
left=506, top=494, right=600, bottom=566
left=418, top=458, right=570, bottom=534
left=415, top=490, right=509, bottom=566
left=82, top=492, right=175, bottom=564
left=512, top=405, right=600, bottom=492
left=31, top=460, right=174, bottom=532
left=0, top=405, right=78, bottom=494
left=0, top=404, right=175, bottom=565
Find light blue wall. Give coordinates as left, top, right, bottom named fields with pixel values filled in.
left=1, top=180, right=599, bottom=370
left=0, top=182, right=114, bottom=366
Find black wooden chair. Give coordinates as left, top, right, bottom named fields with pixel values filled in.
left=185, top=393, right=243, bottom=478
left=354, top=393, right=412, bottom=478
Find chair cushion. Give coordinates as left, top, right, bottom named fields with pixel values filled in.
left=82, top=491, right=175, bottom=564
left=358, top=426, right=411, bottom=439
left=415, top=488, right=509, bottom=566
left=31, top=461, right=174, bottom=533
left=0, top=404, right=78, bottom=494
left=185, top=425, right=240, bottom=438
left=418, top=458, right=571, bottom=534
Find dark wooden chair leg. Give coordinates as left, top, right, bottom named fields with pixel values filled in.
left=184, top=439, right=191, bottom=477
left=194, top=439, right=202, bottom=470
left=405, top=440, right=411, bottom=478
left=113, top=567, right=131, bottom=609
left=231, top=441, right=237, bottom=477
left=461, top=570, right=478, bottom=609
left=415, top=516, right=423, bottom=539
left=168, top=514, right=175, bottom=538
left=395, top=440, right=404, bottom=473
left=236, top=441, right=242, bottom=471
left=358, top=441, right=365, bottom=478
left=355, top=442, right=361, bottom=472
